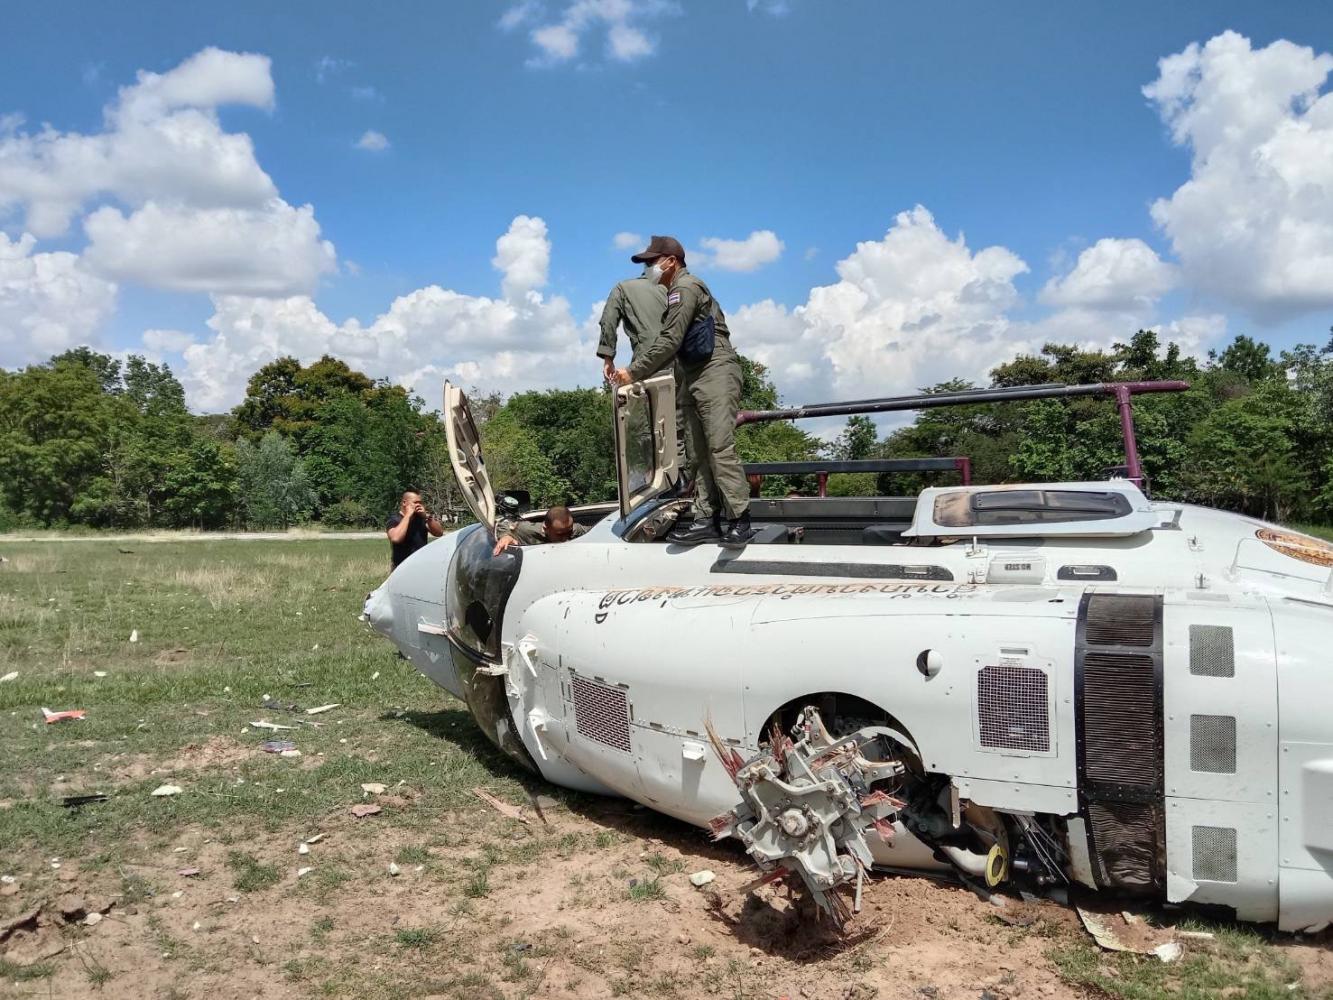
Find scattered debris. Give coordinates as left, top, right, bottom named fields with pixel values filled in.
left=298, top=843, right=309, bottom=856
left=360, top=782, right=386, bottom=795
left=177, top=868, right=201, bottom=877
left=1, top=875, right=16, bottom=884
left=192, top=921, right=201, bottom=932
left=1153, top=942, right=1183, bottom=963
left=306, top=703, right=339, bottom=715
left=0, top=671, right=18, bottom=683
left=304, top=833, right=324, bottom=844
left=42, top=707, right=86, bottom=724
left=472, top=787, right=528, bottom=824
left=371, top=671, right=380, bottom=680
left=1178, top=930, right=1216, bottom=941
left=350, top=803, right=382, bottom=818
left=1076, top=904, right=1182, bottom=959
left=84, top=912, right=103, bottom=927
left=251, top=720, right=296, bottom=731
left=261, top=740, right=297, bottom=753
left=689, top=870, right=717, bottom=888
left=388, top=862, right=400, bottom=877
left=129, top=629, right=139, bottom=643
left=297, top=867, right=313, bottom=878
left=61, top=793, right=108, bottom=808
left=280, top=748, right=302, bottom=758
left=150, top=784, right=183, bottom=797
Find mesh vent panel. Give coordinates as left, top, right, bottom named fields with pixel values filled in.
left=1189, top=714, right=1237, bottom=773
left=1189, top=625, right=1235, bottom=677
left=1192, top=825, right=1238, bottom=882
left=977, top=665, right=1050, bottom=752
left=571, top=675, right=632, bottom=753
left=1085, top=595, right=1156, bottom=646
left=1082, top=652, right=1158, bottom=786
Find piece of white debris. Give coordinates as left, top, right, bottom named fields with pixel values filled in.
left=1153, top=942, right=1183, bottom=963
left=223, top=686, right=231, bottom=693
left=371, top=671, right=380, bottom=681
left=93, top=671, right=107, bottom=678
left=0, top=876, right=15, bottom=884
left=0, top=672, right=18, bottom=683
left=297, top=867, right=313, bottom=878
left=227, top=896, right=240, bottom=904
left=338, top=738, right=347, bottom=745
left=304, top=833, right=325, bottom=844
left=387, top=863, right=400, bottom=877
left=251, top=720, right=296, bottom=732
left=129, top=630, right=139, bottom=643
left=151, top=784, right=182, bottom=797
left=305, top=704, right=339, bottom=716
left=311, top=644, right=319, bottom=651
left=85, top=912, right=103, bottom=927
left=360, top=783, right=386, bottom=795
left=280, top=749, right=302, bottom=758
left=171, top=891, right=183, bottom=899
left=192, top=921, right=201, bottom=932
left=689, top=870, right=716, bottom=888
left=298, top=843, right=310, bottom=856
left=172, top=846, right=188, bottom=853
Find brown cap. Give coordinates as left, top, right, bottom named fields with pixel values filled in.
left=631, top=235, right=686, bottom=264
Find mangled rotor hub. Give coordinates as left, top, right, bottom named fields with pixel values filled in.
left=708, top=708, right=906, bottom=926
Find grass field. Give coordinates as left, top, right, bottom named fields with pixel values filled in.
left=1, top=538, right=1330, bottom=999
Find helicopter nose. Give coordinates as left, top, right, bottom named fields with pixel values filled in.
left=362, top=584, right=395, bottom=636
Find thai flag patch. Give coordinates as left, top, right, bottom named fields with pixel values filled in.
left=667, top=291, right=681, bottom=305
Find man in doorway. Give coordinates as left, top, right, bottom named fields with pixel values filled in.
left=611, top=236, right=752, bottom=548
left=597, top=264, right=689, bottom=474
left=386, top=490, right=445, bottom=569
left=492, top=505, right=588, bottom=555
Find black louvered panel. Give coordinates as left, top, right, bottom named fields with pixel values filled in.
left=1088, top=801, right=1161, bottom=890
left=1084, top=594, right=1156, bottom=646
left=1081, top=652, right=1159, bottom=787
left=1075, top=593, right=1165, bottom=895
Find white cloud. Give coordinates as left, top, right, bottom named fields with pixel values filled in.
left=0, top=232, right=117, bottom=366
left=747, top=0, right=792, bottom=13
left=1144, top=31, right=1333, bottom=320
left=612, top=230, right=643, bottom=250
left=314, top=56, right=351, bottom=84
left=83, top=200, right=335, bottom=296
left=697, top=229, right=785, bottom=272
left=0, top=48, right=336, bottom=305
left=350, top=85, right=380, bottom=102
left=499, top=1, right=542, bottom=31
left=355, top=129, right=389, bottom=151
left=0, top=48, right=279, bottom=239
left=521, top=0, right=676, bottom=66
left=142, top=328, right=196, bottom=353
left=729, top=207, right=1032, bottom=403
left=492, top=214, right=550, bottom=299
left=174, top=215, right=591, bottom=411
left=1039, top=238, right=1177, bottom=310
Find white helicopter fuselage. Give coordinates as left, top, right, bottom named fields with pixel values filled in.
left=366, top=483, right=1333, bottom=932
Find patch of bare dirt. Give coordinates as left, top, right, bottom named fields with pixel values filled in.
left=104, top=735, right=251, bottom=784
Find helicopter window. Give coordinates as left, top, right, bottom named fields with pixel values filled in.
left=622, top=391, right=656, bottom=496
left=934, top=489, right=1132, bottom=528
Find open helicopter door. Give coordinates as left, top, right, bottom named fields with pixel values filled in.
left=612, top=372, right=680, bottom=519
left=443, top=381, right=497, bottom=533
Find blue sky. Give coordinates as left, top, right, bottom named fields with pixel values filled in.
left=2, top=1, right=1332, bottom=411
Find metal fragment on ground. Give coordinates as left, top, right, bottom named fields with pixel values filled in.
left=350, top=803, right=382, bottom=818
left=305, top=703, right=340, bottom=715
left=471, top=787, right=528, bottom=824
left=151, top=784, right=183, bottom=797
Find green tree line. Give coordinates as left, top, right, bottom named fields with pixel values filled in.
left=2, top=329, right=1330, bottom=531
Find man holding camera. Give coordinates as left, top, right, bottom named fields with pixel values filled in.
left=386, top=490, right=445, bottom=569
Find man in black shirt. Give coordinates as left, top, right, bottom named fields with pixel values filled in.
left=385, top=491, right=444, bottom=568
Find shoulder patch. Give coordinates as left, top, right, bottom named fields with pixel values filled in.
left=667, top=291, right=681, bottom=305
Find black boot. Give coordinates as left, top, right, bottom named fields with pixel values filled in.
left=719, top=511, right=754, bottom=549
left=667, top=511, right=721, bottom=546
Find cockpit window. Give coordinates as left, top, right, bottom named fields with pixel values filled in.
left=934, top=489, right=1133, bottom=527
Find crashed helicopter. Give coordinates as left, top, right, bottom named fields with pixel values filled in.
left=364, top=376, right=1333, bottom=933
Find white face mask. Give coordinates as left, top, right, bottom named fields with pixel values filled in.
left=648, top=261, right=667, bottom=285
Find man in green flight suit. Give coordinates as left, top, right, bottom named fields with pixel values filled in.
left=596, top=264, right=688, bottom=474
left=611, top=236, right=753, bottom=548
